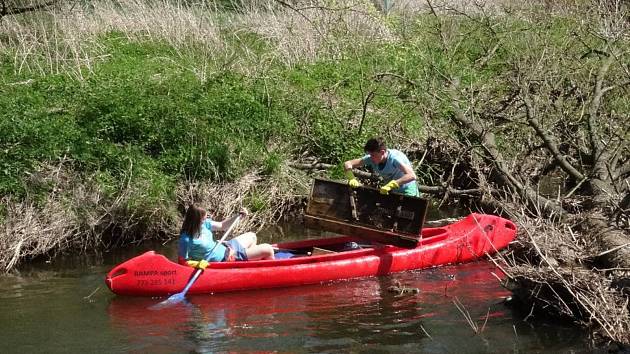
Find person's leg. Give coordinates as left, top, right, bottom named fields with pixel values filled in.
left=232, top=232, right=274, bottom=260
left=245, top=244, right=275, bottom=260
left=233, top=232, right=257, bottom=248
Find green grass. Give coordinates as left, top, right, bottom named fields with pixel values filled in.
left=0, top=10, right=623, bottom=205
left=0, top=3, right=627, bottom=275
left=1, top=34, right=299, bottom=199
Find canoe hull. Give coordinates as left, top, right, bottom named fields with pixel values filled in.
left=106, top=213, right=516, bottom=296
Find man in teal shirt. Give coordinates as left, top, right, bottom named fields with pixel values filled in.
left=343, top=137, right=419, bottom=197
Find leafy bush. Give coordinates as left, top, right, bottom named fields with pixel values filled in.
left=1, top=35, right=296, bottom=199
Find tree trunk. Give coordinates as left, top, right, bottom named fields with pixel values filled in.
left=582, top=214, right=630, bottom=273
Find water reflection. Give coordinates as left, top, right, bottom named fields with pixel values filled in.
left=106, top=262, right=587, bottom=353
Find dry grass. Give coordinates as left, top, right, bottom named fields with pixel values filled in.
left=0, top=0, right=226, bottom=77
left=0, top=158, right=312, bottom=271
left=0, top=197, right=78, bottom=271
left=0, top=160, right=173, bottom=271
left=452, top=297, right=491, bottom=334
left=0, top=0, right=399, bottom=77
left=234, top=0, right=395, bottom=67
left=509, top=265, right=630, bottom=343
left=174, top=161, right=312, bottom=242
left=1, top=0, right=627, bottom=343
left=500, top=209, right=630, bottom=344
left=4, top=0, right=614, bottom=77
left=458, top=185, right=630, bottom=344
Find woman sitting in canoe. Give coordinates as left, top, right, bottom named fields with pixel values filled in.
left=178, top=205, right=274, bottom=269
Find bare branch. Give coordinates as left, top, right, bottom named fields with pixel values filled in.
left=358, top=90, right=375, bottom=136
left=617, top=162, right=630, bottom=180
left=520, top=88, right=586, bottom=182
left=289, top=162, right=336, bottom=171
left=272, top=0, right=326, bottom=40
left=425, top=0, right=448, bottom=52
left=419, top=185, right=481, bottom=196
left=588, top=53, right=615, bottom=175
left=445, top=79, right=565, bottom=217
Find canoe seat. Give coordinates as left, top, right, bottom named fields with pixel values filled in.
left=311, top=247, right=337, bottom=256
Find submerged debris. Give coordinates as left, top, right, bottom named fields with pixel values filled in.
left=387, top=280, right=420, bottom=296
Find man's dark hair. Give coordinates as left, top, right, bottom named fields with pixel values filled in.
left=364, top=137, right=387, bottom=153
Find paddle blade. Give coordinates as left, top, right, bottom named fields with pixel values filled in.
left=149, top=292, right=186, bottom=310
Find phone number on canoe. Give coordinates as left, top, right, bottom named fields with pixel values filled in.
left=136, top=278, right=177, bottom=286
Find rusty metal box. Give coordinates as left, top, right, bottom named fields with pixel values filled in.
left=304, top=178, right=428, bottom=248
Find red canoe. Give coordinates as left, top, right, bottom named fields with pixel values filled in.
left=106, top=213, right=516, bottom=296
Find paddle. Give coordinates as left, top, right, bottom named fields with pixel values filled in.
left=152, top=214, right=242, bottom=309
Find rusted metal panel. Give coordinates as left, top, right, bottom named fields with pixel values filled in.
left=304, top=178, right=428, bottom=248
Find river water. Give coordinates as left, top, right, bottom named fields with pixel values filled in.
left=0, top=222, right=595, bottom=353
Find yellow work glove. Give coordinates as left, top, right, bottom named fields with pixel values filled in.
left=379, top=180, right=399, bottom=195
left=345, top=170, right=361, bottom=188
left=186, top=260, right=210, bottom=270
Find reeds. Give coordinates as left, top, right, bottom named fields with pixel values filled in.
left=0, top=0, right=399, bottom=77
left=1, top=0, right=226, bottom=77
left=453, top=297, right=491, bottom=334
left=0, top=158, right=310, bottom=270
left=5, top=0, right=610, bottom=77
left=234, top=0, right=395, bottom=66
left=1, top=196, right=78, bottom=271
left=0, top=157, right=169, bottom=270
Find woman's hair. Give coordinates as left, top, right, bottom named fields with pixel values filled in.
left=364, top=137, right=387, bottom=153
left=181, top=205, right=206, bottom=238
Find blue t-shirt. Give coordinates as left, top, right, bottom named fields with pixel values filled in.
left=178, top=219, right=227, bottom=262
left=362, top=149, right=418, bottom=196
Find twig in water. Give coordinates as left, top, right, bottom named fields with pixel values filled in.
left=453, top=297, right=480, bottom=334
left=480, top=307, right=490, bottom=333
left=523, top=303, right=535, bottom=322
left=84, top=286, right=100, bottom=301
left=513, top=324, right=518, bottom=340
left=419, top=324, right=433, bottom=340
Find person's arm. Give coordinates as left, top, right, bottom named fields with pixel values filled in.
left=210, top=208, right=248, bottom=231
left=208, top=219, right=222, bottom=231
left=380, top=160, right=417, bottom=195
left=343, top=158, right=365, bottom=188
left=343, top=158, right=364, bottom=171
left=394, top=161, right=417, bottom=186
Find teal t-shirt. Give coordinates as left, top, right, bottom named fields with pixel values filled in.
left=362, top=149, right=419, bottom=197
left=178, top=219, right=227, bottom=262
